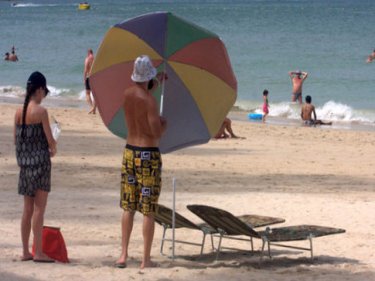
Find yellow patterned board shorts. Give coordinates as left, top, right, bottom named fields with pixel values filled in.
left=120, top=144, right=162, bottom=215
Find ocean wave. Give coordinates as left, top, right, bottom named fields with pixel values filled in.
left=0, top=86, right=24, bottom=97
left=236, top=100, right=375, bottom=123
left=0, top=85, right=78, bottom=99
left=1, top=84, right=374, bottom=124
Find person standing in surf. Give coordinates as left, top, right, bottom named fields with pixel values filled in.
left=288, top=70, right=308, bottom=104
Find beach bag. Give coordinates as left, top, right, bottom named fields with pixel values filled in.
left=32, top=226, right=69, bottom=263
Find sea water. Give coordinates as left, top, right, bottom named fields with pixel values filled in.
left=1, top=0, right=374, bottom=126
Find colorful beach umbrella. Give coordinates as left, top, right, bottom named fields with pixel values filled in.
left=90, top=11, right=237, bottom=153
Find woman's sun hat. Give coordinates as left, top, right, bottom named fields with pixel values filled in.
left=131, top=55, right=157, bottom=82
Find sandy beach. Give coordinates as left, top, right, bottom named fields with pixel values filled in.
left=0, top=103, right=374, bottom=281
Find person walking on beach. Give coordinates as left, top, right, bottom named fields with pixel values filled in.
left=14, top=71, right=57, bottom=263
left=289, top=70, right=308, bottom=104
left=83, top=48, right=96, bottom=114
left=301, top=95, right=332, bottom=126
left=262, top=89, right=269, bottom=122
left=116, top=55, right=167, bottom=269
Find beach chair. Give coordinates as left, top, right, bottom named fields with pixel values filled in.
left=187, top=204, right=345, bottom=261
left=154, top=204, right=217, bottom=256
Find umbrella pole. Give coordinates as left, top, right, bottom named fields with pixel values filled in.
left=159, top=60, right=167, bottom=115
left=172, top=177, right=176, bottom=261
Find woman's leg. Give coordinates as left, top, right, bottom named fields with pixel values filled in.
left=32, top=189, right=53, bottom=261
left=21, top=196, right=34, bottom=260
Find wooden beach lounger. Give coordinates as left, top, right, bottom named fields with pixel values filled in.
left=187, top=204, right=345, bottom=261
left=154, top=204, right=285, bottom=257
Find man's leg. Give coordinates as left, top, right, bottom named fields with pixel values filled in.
left=141, top=214, right=156, bottom=269
left=86, top=90, right=94, bottom=112
left=116, top=210, right=135, bottom=266
left=224, top=118, right=238, bottom=138
left=91, top=98, right=97, bottom=115
left=316, top=120, right=332, bottom=125
left=298, top=94, right=303, bottom=104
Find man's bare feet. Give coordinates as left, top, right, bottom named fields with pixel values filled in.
left=140, top=260, right=157, bottom=269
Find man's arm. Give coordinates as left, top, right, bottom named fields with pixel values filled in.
left=302, top=72, right=308, bottom=81
left=149, top=72, right=167, bottom=94
left=288, top=71, right=294, bottom=79
left=312, top=106, right=317, bottom=121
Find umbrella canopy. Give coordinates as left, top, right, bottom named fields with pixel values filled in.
left=90, top=11, right=237, bottom=153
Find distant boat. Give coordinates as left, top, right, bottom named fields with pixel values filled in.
left=78, top=2, right=90, bottom=10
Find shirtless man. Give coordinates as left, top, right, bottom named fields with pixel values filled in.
left=116, top=55, right=167, bottom=269
left=289, top=70, right=308, bottom=104
left=9, top=49, right=18, bottom=62
left=4, top=52, right=10, bottom=61
left=83, top=49, right=96, bottom=114
left=301, top=95, right=332, bottom=126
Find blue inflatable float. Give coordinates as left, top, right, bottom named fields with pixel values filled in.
left=248, top=113, right=263, bottom=120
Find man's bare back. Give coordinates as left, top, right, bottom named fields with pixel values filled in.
left=301, top=103, right=315, bottom=121
left=123, top=84, right=166, bottom=147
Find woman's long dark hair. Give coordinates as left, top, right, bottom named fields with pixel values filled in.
left=21, top=83, right=39, bottom=137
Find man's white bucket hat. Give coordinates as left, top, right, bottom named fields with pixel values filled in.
left=131, top=55, right=157, bottom=82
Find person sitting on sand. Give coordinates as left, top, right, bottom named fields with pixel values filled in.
left=214, top=117, right=239, bottom=139
left=301, top=95, right=332, bottom=126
